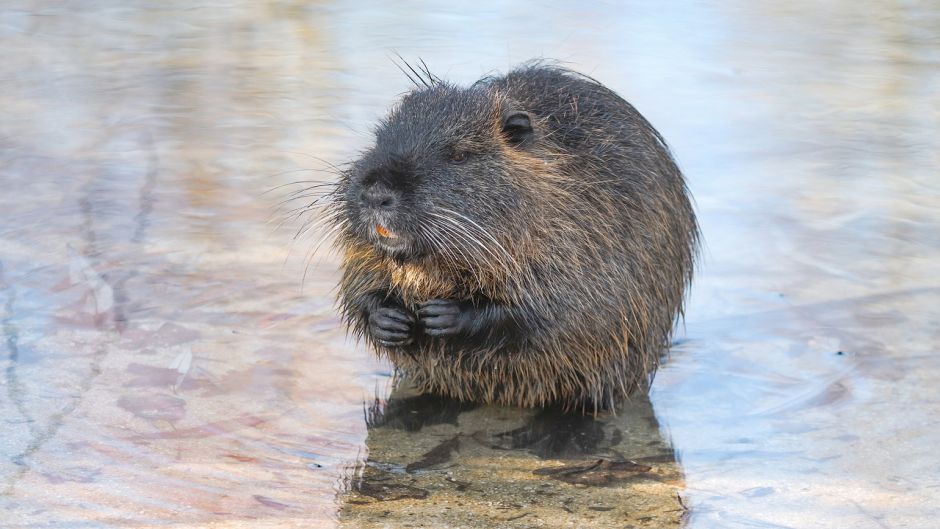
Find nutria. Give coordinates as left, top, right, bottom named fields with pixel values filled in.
left=322, top=61, right=699, bottom=411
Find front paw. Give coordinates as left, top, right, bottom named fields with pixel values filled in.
left=368, top=305, right=415, bottom=347
left=417, top=299, right=467, bottom=337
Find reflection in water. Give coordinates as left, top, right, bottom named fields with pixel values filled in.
left=340, top=381, right=685, bottom=528
left=1, top=1, right=938, bottom=528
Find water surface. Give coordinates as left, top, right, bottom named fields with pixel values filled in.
left=1, top=1, right=939, bottom=528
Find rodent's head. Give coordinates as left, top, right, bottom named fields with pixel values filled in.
left=338, top=84, right=537, bottom=270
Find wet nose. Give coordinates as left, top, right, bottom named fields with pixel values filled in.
left=359, top=184, right=398, bottom=210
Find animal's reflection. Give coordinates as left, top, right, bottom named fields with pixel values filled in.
left=338, top=381, right=688, bottom=528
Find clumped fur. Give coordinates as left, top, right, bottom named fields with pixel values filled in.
left=322, top=61, right=699, bottom=411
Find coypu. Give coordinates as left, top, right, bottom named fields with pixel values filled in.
left=323, top=61, right=699, bottom=411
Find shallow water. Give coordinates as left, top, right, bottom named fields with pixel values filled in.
left=2, top=1, right=939, bottom=528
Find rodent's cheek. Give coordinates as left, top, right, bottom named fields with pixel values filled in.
left=342, top=200, right=367, bottom=230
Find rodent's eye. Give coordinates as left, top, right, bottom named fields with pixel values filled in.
left=450, top=151, right=467, bottom=164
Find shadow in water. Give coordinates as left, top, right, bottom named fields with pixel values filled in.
left=339, top=380, right=688, bottom=528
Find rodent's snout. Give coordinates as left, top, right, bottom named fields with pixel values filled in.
left=353, top=175, right=414, bottom=256
left=359, top=182, right=399, bottom=211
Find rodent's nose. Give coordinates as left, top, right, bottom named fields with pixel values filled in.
left=359, top=184, right=398, bottom=210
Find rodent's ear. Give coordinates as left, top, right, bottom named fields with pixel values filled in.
left=501, top=111, right=534, bottom=146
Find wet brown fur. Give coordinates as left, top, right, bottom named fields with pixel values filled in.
left=327, top=62, right=699, bottom=411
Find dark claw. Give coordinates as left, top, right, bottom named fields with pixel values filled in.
left=417, top=299, right=466, bottom=337
left=417, top=301, right=460, bottom=317
left=379, top=306, right=416, bottom=324
left=424, top=326, right=457, bottom=337
left=368, top=305, right=415, bottom=347
left=418, top=298, right=458, bottom=308
left=377, top=338, right=410, bottom=348
left=422, top=314, right=458, bottom=328
left=372, top=313, right=410, bottom=332
left=372, top=325, right=411, bottom=341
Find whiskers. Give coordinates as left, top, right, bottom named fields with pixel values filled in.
left=263, top=161, right=350, bottom=291
left=268, top=168, right=523, bottom=297
left=419, top=206, right=521, bottom=290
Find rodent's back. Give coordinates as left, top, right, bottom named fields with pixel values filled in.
left=484, top=65, right=697, bottom=371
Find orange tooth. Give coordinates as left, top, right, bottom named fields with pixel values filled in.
left=376, top=224, right=394, bottom=238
